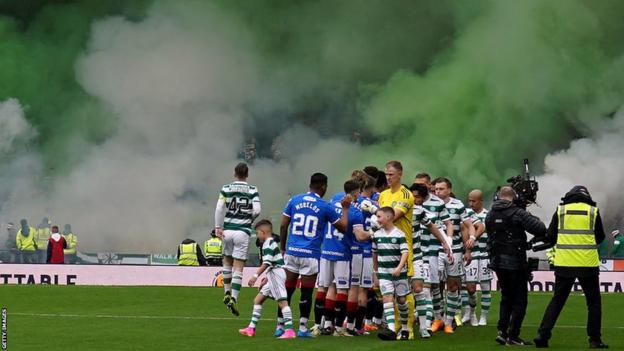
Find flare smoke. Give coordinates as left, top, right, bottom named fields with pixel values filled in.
left=1, top=0, right=623, bottom=251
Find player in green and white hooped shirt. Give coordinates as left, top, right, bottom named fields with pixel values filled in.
left=215, top=163, right=261, bottom=316
left=460, top=204, right=485, bottom=326
left=433, top=177, right=475, bottom=333
left=468, top=189, right=492, bottom=326
left=239, top=220, right=295, bottom=339
left=414, top=173, right=453, bottom=332
left=410, top=183, right=453, bottom=338
left=362, top=207, right=410, bottom=341
left=414, top=172, right=436, bottom=194
left=373, top=207, right=410, bottom=341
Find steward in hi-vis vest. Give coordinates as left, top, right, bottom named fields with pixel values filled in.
left=534, top=186, right=607, bottom=349
left=204, top=230, right=223, bottom=266
left=62, top=224, right=78, bottom=264
left=16, top=219, right=38, bottom=264
left=177, top=239, right=207, bottom=266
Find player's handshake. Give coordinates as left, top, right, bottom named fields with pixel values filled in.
left=369, top=214, right=381, bottom=232
left=360, top=199, right=379, bottom=214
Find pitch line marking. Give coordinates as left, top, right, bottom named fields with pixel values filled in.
left=10, top=312, right=274, bottom=321
left=9, top=312, right=624, bottom=329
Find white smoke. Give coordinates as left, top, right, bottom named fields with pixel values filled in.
left=0, top=1, right=365, bottom=252
left=3, top=1, right=622, bottom=254
left=56, top=2, right=257, bottom=251
left=0, top=99, right=43, bottom=248
left=0, top=98, right=36, bottom=153
left=535, top=107, right=624, bottom=231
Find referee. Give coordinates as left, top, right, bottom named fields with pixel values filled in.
left=533, top=186, right=608, bottom=349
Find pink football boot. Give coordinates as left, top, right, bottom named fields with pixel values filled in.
left=239, top=327, right=256, bottom=337
left=278, top=329, right=296, bottom=339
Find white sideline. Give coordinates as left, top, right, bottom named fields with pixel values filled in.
left=10, top=312, right=272, bottom=321
left=10, top=312, right=624, bottom=329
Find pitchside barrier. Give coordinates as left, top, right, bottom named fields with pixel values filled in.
left=0, top=263, right=623, bottom=293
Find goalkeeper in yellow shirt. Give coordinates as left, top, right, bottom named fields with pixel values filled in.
left=377, top=160, right=416, bottom=339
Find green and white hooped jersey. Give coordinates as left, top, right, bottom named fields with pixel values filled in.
left=445, top=198, right=480, bottom=254
left=219, top=181, right=260, bottom=235
left=412, top=205, right=432, bottom=262
left=420, top=194, right=450, bottom=257
left=373, top=227, right=409, bottom=281
left=261, top=237, right=285, bottom=268
left=471, top=208, right=488, bottom=259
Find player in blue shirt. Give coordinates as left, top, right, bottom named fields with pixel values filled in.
left=315, top=180, right=366, bottom=336
left=352, top=177, right=379, bottom=332
left=373, top=168, right=388, bottom=198
left=358, top=168, right=387, bottom=330
left=280, top=173, right=350, bottom=337
left=332, top=171, right=378, bottom=335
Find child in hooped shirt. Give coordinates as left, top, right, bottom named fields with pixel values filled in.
left=239, top=219, right=295, bottom=339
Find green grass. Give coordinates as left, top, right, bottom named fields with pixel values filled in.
left=1, top=286, right=622, bottom=350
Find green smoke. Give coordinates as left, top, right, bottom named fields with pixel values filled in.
left=361, top=0, right=624, bottom=196
left=0, top=0, right=461, bottom=176
left=213, top=0, right=464, bottom=142
left=0, top=0, right=150, bottom=176
left=2, top=0, right=624, bottom=200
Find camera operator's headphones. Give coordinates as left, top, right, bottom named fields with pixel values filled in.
left=494, top=186, right=519, bottom=202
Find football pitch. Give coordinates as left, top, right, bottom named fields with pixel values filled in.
left=2, top=285, right=622, bottom=350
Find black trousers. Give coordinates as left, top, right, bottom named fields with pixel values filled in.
left=537, top=274, right=601, bottom=341
left=495, top=268, right=528, bottom=338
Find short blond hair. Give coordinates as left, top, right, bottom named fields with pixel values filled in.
left=385, top=160, right=403, bottom=172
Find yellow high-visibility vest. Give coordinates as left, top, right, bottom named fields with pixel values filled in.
left=178, top=243, right=199, bottom=266
left=554, top=203, right=599, bottom=267
left=63, top=233, right=78, bottom=254
left=16, top=228, right=37, bottom=251
left=204, top=238, right=222, bottom=257
left=35, top=227, right=51, bottom=251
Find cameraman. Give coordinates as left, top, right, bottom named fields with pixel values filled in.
left=533, top=186, right=607, bottom=349
left=486, top=186, right=546, bottom=346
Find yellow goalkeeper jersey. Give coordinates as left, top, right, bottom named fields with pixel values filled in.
left=379, top=185, right=414, bottom=276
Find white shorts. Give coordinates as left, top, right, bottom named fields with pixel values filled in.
left=379, top=278, right=410, bottom=297
left=443, top=252, right=464, bottom=278
left=350, top=254, right=363, bottom=286
left=425, top=255, right=440, bottom=285
left=360, top=256, right=374, bottom=288
left=317, top=258, right=351, bottom=290
left=438, top=253, right=447, bottom=282
left=464, top=259, right=479, bottom=283
left=260, top=268, right=288, bottom=301
left=479, top=258, right=493, bottom=282
left=411, top=259, right=426, bottom=281
left=283, top=254, right=319, bottom=276
left=222, top=230, right=250, bottom=261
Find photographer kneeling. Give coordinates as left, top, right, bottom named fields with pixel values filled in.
left=486, top=186, right=547, bottom=346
